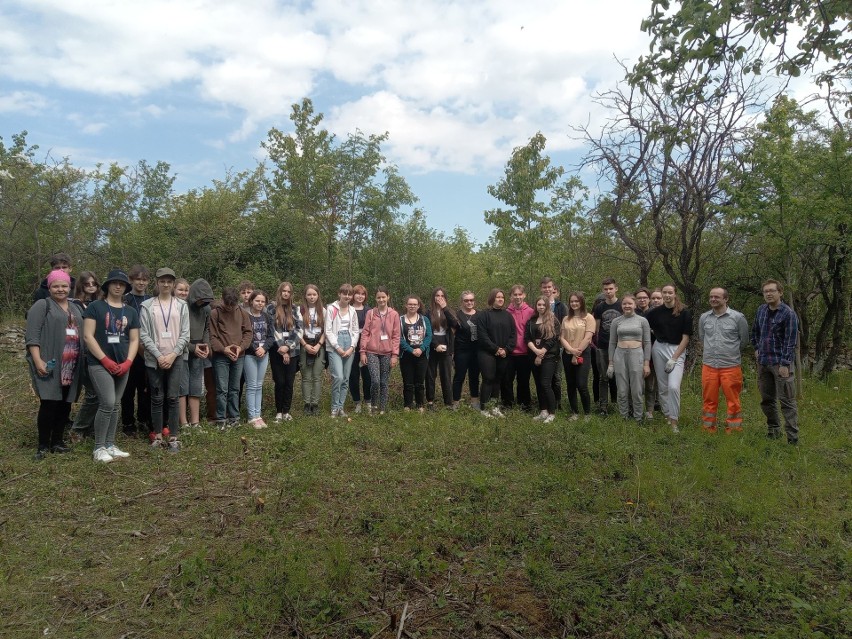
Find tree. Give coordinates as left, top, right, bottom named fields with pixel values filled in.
left=632, top=0, right=852, bottom=110
left=579, top=57, right=766, bottom=312
left=484, top=132, right=587, bottom=288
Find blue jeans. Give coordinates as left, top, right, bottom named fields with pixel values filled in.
left=243, top=353, right=269, bottom=419
left=327, top=331, right=353, bottom=411
left=213, top=354, right=245, bottom=420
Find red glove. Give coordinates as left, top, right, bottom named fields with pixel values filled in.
left=100, top=356, right=121, bottom=375
left=117, top=359, right=133, bottom=377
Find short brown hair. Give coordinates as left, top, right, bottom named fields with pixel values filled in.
left=487, top=288, right=505, bottom=307
left=762, top=279, right=783, bottom=293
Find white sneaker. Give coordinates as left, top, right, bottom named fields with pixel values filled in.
left=569, top=414, right=579, bottom=422
left=354, top=402, right=362, bottom=414
left=645, top=411, right=654, bottom=420
left=533, top=411, right=548, bottom=421
left=480, top=410, right=493, bottom=418
left=282, top=413, right=293, bottom=421
left=93, top=447, right=114, bottom=463
left=543, top=414, right=555, bottom=424
left=106, top=445, right=130, bottom=458
left=338, top=410, right=349, bottom=418
left=274, top=413, right=284, bottom=423
left=331, top=408, right=339, bottom=418
left=491, top=407, right=505, bottom=418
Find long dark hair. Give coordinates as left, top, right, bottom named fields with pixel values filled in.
left=429, top=287, right=448, bottom=330
left=274, top=281, right=295, bottom=330
left=74, top=271, right=101, bottom=303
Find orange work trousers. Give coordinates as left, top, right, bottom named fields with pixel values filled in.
left=701, top=365, right=743, bottom=432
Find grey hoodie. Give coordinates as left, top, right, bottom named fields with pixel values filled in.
left=187, top=279, right=214, bottom=357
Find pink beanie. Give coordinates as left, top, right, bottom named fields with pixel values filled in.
left=46, top=269, right=71, bottom=286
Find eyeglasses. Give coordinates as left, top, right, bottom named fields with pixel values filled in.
left=463, top=298, right=475, bottom=303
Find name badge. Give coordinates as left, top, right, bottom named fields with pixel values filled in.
left=66, top=328, right=77, bottom=337
left=107, top=335, right=121, bottom=344
left=161, top=331, right=172, bottom=338
left=380, top=334, right=389, bottom=340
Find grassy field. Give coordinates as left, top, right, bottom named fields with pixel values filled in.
left=0, top=351, right=849, bottom=639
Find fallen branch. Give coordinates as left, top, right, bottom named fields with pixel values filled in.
left=396, top=602, right=409, bottom=639
left=491, top=623, right=528, bottom=639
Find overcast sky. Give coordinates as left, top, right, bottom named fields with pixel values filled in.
left=3, top=1, right=667, bottom=242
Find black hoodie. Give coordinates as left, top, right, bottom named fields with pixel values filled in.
left=187, top=279, right=214, bottom=356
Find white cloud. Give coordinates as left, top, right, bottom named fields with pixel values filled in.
left=0, top=90, right=48, bottom=113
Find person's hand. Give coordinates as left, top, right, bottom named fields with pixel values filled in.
left=643, top=362, right=651, bottom=378
left=101, top=356, right=121, bottom=375
left=195, top=343, right=209, bottom=359
left=33, top=356, right=48, bottom=377
left=606, top=364, right=614, bottom=379
left=360, top=353, right=367, bottom=366
left=391, top=355, right=398, bottom=368
left=117, top=359, right=133, bottom=376
left=665, top=358, right=677, bottom=373
left=535, top=355, right=543, bottom=366
left=413, top=348, right=422, bottom=357
left=255, top=346, right=266, bottom=358
left=778, top=365, right=790, bottom=378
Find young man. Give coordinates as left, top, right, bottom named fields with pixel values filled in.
left=238, top=281, right=254, bottom=310
left=540, top=277, right=567, bottom=408
left=502, top=284, right=535, bottom=411
left=139, top=268, right=190, bottom=450
left=32, top=252, right=75, bottom=303
left=750, top=279, right=799, bottom=444
left=698, top=287, right=749, bottom=434
left=121, top=265, right=152, bottom=435
left=593, top=278, right=622, bottom=415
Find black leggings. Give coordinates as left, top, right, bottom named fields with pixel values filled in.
left=348, top=353, right=371, bottom=403
left=37, top=387, right=71, bottom=450
left=478, top=351, right=508, bottom=407
left=269, top=348, right=299, bottom=414
left=532, top=356, right=558, bottom=413
left=452, top=348, right=480, bottom=401
left=427, top=349, right=453, bottom=405
left=564, top=347, right=592, bottom=415
left=400, top=352, right=428, bottom=408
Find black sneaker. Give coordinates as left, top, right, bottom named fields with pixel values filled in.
left=304, top=403, right=311, bottom=416
left=766, top=430, right=782, bottom=440
left=51, top=444, right=71, bottom=454
left=34, top=447, right=49, bottom=461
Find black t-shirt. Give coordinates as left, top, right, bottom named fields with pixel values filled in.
left=84, top=300, right=140, bottom=365
left=593, top=299, right=623, bottom=345
left=645, top=305, right=693, bottom=345
left=454, top=310, right=478, bottom=351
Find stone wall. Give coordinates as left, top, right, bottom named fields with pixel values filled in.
left=0, top=324, right=26, bottom=359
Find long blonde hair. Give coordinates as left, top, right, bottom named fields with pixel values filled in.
left=534, top=296, right=558, bottom=340
left=274, top=281, right=295, bottom=330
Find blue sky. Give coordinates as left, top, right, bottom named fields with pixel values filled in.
left=2, top=1, right=662, bottom=243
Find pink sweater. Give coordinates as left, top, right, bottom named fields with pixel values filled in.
left=507, top=303, right=535, bottom=355
left=359, top=307, right=401, bottom=356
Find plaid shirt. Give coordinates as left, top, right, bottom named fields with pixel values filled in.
left=750, top=302, right=798, bottom=367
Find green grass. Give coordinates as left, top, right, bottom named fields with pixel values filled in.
left=0, top=352, right=849, bottom=638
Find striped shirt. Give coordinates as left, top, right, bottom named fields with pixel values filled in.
left=750, top=303, right=798, bottom=367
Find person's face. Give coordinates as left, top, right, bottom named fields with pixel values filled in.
left=662, top=286, right=676, bottom=307
left=569, top=295, right=581, bottom=310
left=602, top=283, right=617, bottom=301
left=635, top=292, right=649, bottom=310
left=49, top=280, right=70, bottom=301
left=251, top=295, right=267, bottom=312
left=536, top=299, right=547, bottom=315
left=132, top=276, right=149, bottom=294
left=338, top=290, right=352, bottom=304
left=56, top=262, right=72, bottom=274
left=621, top=297, right=636, bottom=315
left=433, top=290, right=446, bottom=304
left=354, top=291, right=366, bottom=305
left=511, top=289, right=525, bottom=307
left=462, top=294, right=476, bottom=310
left=157, top=277, right=175, bottom=294
left=108, top=281, right=125, bottom=297
left=240, top=288, right=253, bottom=304
left=175, top=282, right=189, bottom=300
left=493, top=292, right=505, bottom=309
left=650, top=291, right=663, bottom=307
left=279, top=286, right=292, bottom=302
left=540, top=282, right=553, bottom=299
left=709, top=288, right=727, bottom=310
left=305, top=289, right=318, bottom=305
left=762, top=284, right=782, bottom=305
left=83, top=279, right=98, bottom=295
left=405, top=299, right=420, bottom=313
left=375, top=291, right=388, bottom=308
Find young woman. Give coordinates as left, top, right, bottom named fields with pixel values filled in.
left=606, top=294, right=652, bottom=422
left=299, top=284, right=325, bottom=416
left=426, top=287, right=458, bottom=410
left=209, top=287, right=252, bottom=428
left=359, top=286, right=400, bottom=414
left=325, top=284, right=360, bottom=418
left=244, top=290, right=274, bottom=428
left=83, top=270, right=139, bottom=462
left=635, top=287, right=657, bottom=420
left=399, top=296, right=432, bottom=412
left=526, top=296, right=561, bottom=423
left=69, top=270, right=102, bottom=443
left=452, top=291, right=480, bottom=410
left=475, top=289, right=515, bottom=418
left=173, top=278, right=191, bottom=429
left=139, top=268, right=190, bottom=450
left=561, top=292, right=596, bottom=419
left=121, top=265, right=151, bottom=436
left=645, top=284, right=693, bottom=432
left=269, top=282, right=302, bottom=422
left=348, top=284, right=372, bottom=413
left=25, top=269, right=86, bottom=459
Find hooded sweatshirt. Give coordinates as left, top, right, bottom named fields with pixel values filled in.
left=507, top=302, right=535, bottom=355
left=187, top=279, right=214, bottom=357
left=209, top=304, right=252, bottom=356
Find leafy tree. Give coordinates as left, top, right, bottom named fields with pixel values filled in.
left=632, top=0, right=851, bottom=109
left=484, top=132, right=587, bottom=288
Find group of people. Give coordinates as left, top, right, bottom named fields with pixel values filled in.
left=25, top=253, right=801, bottom=463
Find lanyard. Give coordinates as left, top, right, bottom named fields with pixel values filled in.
left=158, top=297, right=174, bottom=331
left=377, top=309, right=388, bottom=336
